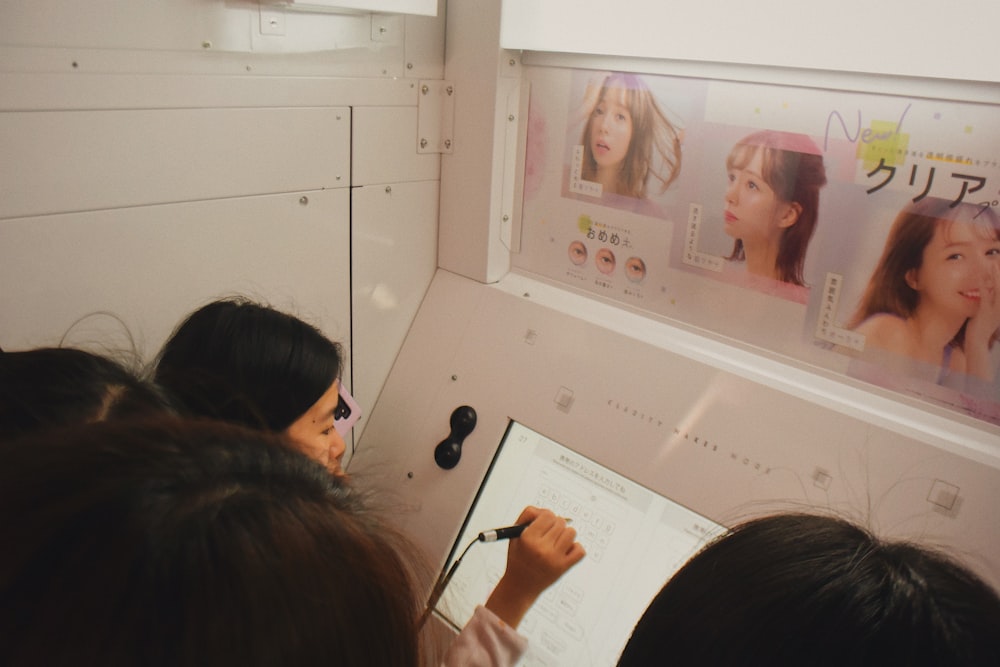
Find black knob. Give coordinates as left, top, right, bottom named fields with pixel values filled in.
left=434, top=405, right=477, bottom=469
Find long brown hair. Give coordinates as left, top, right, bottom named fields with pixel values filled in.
left=849, top=197, right=1000, bottom=350
left=580, top=72, right=682, bottom=198
left=725, top=130, right=827, bottom=286
left=0, top=417, right=435, bottom=666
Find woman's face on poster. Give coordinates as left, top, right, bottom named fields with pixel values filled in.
left=907, top=219, right=1000, bottom=320
left=589, top=88, right=633, bottom=170
left=723, top=149, right=792, bottom=245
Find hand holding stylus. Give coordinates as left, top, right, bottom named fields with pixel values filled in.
left=484, top=506, right=586, bottom=629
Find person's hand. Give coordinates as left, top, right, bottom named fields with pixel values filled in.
left=569, top=72, right=610, bottom=130
left=963, top=259, right=1000, bottom=381
left=483, top=506, right=585, bottom=629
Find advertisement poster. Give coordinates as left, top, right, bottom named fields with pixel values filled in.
left=513, top=68, right=1000, bottom=426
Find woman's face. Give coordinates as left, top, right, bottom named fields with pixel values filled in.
left=284, top=379, right=347, bottom=476
left=589, top=88, right=633, bottom=170
left=723, top=149, right=796, bottom=245
left=908, top=220, right=1000, bottom=320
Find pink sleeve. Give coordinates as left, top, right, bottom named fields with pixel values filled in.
left=440, top=605, right=529, bottom=667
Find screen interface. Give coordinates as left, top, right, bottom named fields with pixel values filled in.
left=435, top=420, right=725, bottom=666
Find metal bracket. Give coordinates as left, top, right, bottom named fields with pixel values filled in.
left=417, top=80, right=455, bottom=154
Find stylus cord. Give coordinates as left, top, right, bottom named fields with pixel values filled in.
left=416, top=537, right=478, bottom=630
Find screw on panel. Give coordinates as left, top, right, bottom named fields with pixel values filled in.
left=420, top=138, right=428, bottom=148
left=407, top=62, right=414, bottom=70
left=299, top=196, right=309, bottom=205
left=508, top=114, right=515, bottom=122
left=444, top=139, right=452, bottom=149
left=202, top=41, right=212, bottom=49
left=446, top=86, right=453, bottom=95
left=385, top=186, right=392, bottom=194
left=421, top=84, right=429, bottom=94
left=451, top=375, right=458, bottom=381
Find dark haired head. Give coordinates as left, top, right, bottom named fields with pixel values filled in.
left=618, top=513, right=1000, bottom=666
left=154, top=298, right=344, bottom=432
left=0, top=417, right=429, bottom=667
left=0, top=346, right=171, bottom=439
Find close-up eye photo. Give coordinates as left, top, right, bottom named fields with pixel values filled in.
left=595, top=248, right=616, bottom=275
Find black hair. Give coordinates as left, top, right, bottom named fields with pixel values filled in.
left=154, top=298, right=343, bottom=432
left=619, top=513, right=1000, bottom=666
left=0, top=346, right=171, bottom=439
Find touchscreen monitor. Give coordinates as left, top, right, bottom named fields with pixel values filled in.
left=434, top=420, right=725, bottom=666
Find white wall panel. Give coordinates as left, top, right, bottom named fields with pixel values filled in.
left=436, top=0, right=513, bottom=284
left=0, top=0, right=434, bottom=65
left=403, top=0, right=446, bottom=81
left=500, top=0, right=1000, bottom=83
left=353, top=105, right=440, bottom=186
left=0, top=107, right=349, bottom=220
left=0, top=189, right=351, bottom=362
left=351, top=179, right=438, bottom=441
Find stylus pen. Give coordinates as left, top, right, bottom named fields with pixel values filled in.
left=417, top=517, right=574, bottom=629
left=478, top=517, right=572, bottom=542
